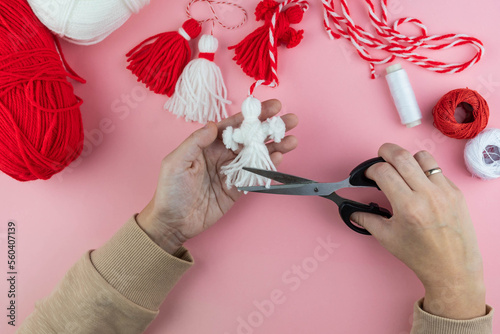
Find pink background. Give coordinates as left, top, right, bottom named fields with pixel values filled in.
left=1, top=0, right=499, bottom=333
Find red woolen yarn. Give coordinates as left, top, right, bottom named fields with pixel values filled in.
left=432, top=89, right=489, bottom=139
left=0, top=0, right=85, bottom=181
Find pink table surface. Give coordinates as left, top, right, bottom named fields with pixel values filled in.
left=1, top=1, right=499, bottom=333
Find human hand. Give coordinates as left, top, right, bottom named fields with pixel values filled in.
left=137, top=100, right=298, bottom=254
left=351, top=144, right=486, bottom=320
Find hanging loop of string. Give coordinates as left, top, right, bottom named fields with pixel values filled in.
left=249, top=80, right=275, bottom=96
left=321, top=0, right=484, bottom=79
left=186, top=0, right=248, bottom=34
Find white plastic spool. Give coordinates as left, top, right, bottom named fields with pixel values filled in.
left=385, top=64, right=422, bottom=128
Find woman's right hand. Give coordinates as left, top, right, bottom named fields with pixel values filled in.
left=352, top=144, right=486, bottom=320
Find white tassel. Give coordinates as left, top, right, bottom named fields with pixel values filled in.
left=165, top=34, right=231, bottom=124
left=221, top=96, right=286, bottom=190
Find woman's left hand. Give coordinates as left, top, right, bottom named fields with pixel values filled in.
left=137, top=100, right=298, bottom=254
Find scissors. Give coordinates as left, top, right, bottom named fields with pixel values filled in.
left=238, top=157, right=392, bottom=235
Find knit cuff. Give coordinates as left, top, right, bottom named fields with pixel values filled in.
left=90, top=215, right=194, bottom=311
left=411, top=298, right=494, bottom=334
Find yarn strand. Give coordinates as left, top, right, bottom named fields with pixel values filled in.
left=322, top=0, right=484, bottom=78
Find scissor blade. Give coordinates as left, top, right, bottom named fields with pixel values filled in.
left=243, top=167, right=315, bottom=184
left=238, top=182, right=343, bottom=196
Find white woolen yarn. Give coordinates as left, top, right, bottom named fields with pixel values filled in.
left=464, top=128, right=500, bottom=180
left=27, top=0, right=150, bottom=45
left=165, top=34, right=230, bottom=124
left=221, top=96, right=285, bottom=190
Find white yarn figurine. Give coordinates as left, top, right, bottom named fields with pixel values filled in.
left=27, top=0, right=150, bottom=45
left=165, top=34, right=231, bottom=124
left=221, top=96, right=286, bottom=189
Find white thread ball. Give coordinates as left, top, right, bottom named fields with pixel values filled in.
left=198, top=35, right=219, bottom=53
left=464, top=128, right=500, bottom=180
left=27, top=0, right=150, bottom=45
left=242, top=96, right=262, bottom=119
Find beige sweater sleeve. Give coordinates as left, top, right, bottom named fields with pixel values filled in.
left=17, top=216, right=494, bottom=334
left=17, top=216, right=193, bottom=334
left=411, top=298, right=494, bottom=334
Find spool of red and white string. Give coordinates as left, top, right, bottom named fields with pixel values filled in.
left=322, top=0, right=484, bottom=78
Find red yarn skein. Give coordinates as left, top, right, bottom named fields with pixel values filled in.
left=0, top=0, right=85, bottom=181
left=432, top=89, right=489, bottom=140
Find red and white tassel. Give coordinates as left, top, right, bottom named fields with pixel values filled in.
left=221, top=96, right=285, bottom=189
left=229, top=0, right=308, bottom=86
left=165, top=34, right=230, bottom=124
left=126, top=19, right=202, bottom=96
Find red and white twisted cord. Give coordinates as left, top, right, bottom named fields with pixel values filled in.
left=186, top=0, right=248, bottom=31
left=322, top=0, right=484, bottom=78
left=265, top=0, right=309, bottom=88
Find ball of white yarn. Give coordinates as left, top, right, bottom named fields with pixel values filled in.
left=198, top=35, right=218, bottom=53
left=464, top=128, right=500, bottom=180
left=27, top=0, right=150, bottom=45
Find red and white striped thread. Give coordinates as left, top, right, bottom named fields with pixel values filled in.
left=186, top=0, right=248, bottom=32
left=265, top=0, right=309, bottom=88
left=322, top=0, right=484, bottom=79
left=249, top=80, right=267, bottom=96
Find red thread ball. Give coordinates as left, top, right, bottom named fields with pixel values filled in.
left=0, top=0, right=85, bottom=181
left=432, top=89, right=489, bottom=139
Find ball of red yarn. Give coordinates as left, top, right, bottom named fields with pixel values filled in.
left=0, top=0, right=85, bottom=181
left=432, top=89, right=489, bottom=139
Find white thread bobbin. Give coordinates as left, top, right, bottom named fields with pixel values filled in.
left=464, top=128, right=500, bottom=180
left=385, top=64, right=422, bottom=128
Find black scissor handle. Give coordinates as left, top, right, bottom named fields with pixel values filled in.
left=349, top=157, right=386, bottom=189
left=338, top=200, right=392, bottom=235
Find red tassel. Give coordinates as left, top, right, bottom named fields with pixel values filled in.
left=126, top=19, right=202, bottom=96
left=229, top=0, right=306, bottom=84
left=229, top=25, right=273, bottom=83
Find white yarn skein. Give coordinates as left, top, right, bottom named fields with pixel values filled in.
left=27, top=0, right=150, bottom=45
left=385, top=63, right=422, bottom=128
left=221, top=96, right=286, bottom=190
left=165, top=34, right=231, bottom=124
left=464, top=128, right=500, bottom=180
